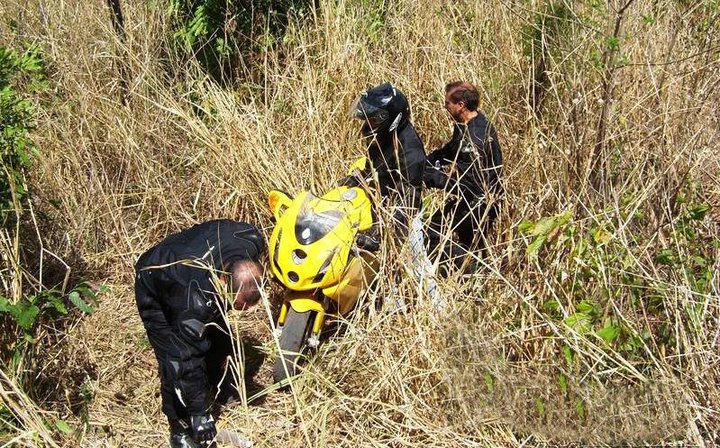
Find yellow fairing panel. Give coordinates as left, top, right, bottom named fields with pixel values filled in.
left=288, top=298, right=324, bottom=314
left=323, top=253, right=379, bottom=315
left=321, top=186, right=373, bottom=232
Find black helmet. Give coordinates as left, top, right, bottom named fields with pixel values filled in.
left=352, top=83, right=410, bottom=135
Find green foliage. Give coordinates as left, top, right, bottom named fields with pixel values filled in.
left=484, top=372, right=494, bottom=393
left=596, top=324, right=620, bottom=343
left=606, top=36, right=619, bottom=51
left=563, top=300, right=599, bottom=333
left=642, top=14, right=657, bottom=26
left=519, top=210, right=571, bottom=260
left=658, top=195, right=714, bottom=295
left=168, top=0, right=315, bottom=82
left=0, top=44, right=46, bottom=223
left=0, top=283, right=106, bottom=373
left=55, top=419, right=72, bottom=434
left=558, top=374, right=568, bottom=397
left=519, top=187, right=714, bottom=370
left=575, top=398, right=586, bottom=419
left=68, top=282, right=103, bottom=314
left=0, top=296, right=39, bottom=330
left=1, top=282, right=103, bottom=333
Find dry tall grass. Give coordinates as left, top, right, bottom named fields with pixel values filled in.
left=1, top=0, right=719, bottom=446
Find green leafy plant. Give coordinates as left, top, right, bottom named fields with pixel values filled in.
left=1, top=283, right=104, bottom=331
left=654, top=197, right=713, bottom=295
left=54, top=419, right=72, bottom=435
left=518, top=210, right=572, bottom=260
left=1, top=283, right=106, bottom=371
left=168, top=0, right=315, bottom=82
left=1, top=44, right=46, bottom=223
left=520, top=182, right=714, bottom=376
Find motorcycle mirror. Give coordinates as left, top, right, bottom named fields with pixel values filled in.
left=347, top=157, right=368, bottom=176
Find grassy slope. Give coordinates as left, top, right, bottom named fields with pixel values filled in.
left=1, top=0, right=719, bottom=446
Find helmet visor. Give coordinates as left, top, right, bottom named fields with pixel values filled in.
left=351, top=97, right=389, bottom=131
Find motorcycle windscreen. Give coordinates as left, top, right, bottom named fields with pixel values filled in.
left=294, top=194, right=345, bottom=245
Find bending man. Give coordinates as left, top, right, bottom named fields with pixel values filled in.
left=134, top=219, right=265, bottom=448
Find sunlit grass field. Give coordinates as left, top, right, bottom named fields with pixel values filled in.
left=1, top=0, right=718, bottom=446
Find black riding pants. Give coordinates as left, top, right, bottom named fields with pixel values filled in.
left=426, top=197, right=499, bottom=267
left=134, top=272, right=234, bottom=420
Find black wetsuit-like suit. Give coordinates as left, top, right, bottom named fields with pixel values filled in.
left=424, top=113, right=503, bottom=262
left=134, top=219, right=264, bottom=421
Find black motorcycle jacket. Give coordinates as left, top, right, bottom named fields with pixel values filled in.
left=346, top=122, right=426, bottom=236
left=135, top=219, right=265, bottom=416
left=424, top=113, right=503, bottom=203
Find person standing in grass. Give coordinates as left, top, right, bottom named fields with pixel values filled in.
left=346, top=82, right=427, bottom=242
left=134, top=219, right=265, bottom=448
left=346, top=83, right=445, bottom=310
left=424, top=81, right=504, bottom=269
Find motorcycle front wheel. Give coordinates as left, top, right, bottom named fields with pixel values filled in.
left=273, top=308, right=315, bottom=384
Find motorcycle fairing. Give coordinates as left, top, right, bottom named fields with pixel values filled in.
left=268, top=187, right=373, bottom=293
left=323, top=252, right=379, bottom=315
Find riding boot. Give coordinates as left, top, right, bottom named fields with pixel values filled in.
left=169, top=433, right=201, bottom=448
left=168, top=418, right=200, bottom=448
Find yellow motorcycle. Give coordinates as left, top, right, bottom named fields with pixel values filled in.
left=267, top=177, right=379, bottom=383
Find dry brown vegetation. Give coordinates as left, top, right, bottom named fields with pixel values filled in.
left=1, top=0, right=719, bottom=446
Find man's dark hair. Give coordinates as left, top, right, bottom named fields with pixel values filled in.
left=445, top=81, right=479, bottom=111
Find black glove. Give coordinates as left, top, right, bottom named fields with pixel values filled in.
left=423, top=164, right=450, bottom=190
left=190, top=414, right=217, bottom=446
left=356, top=233, right=380, bottom=252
